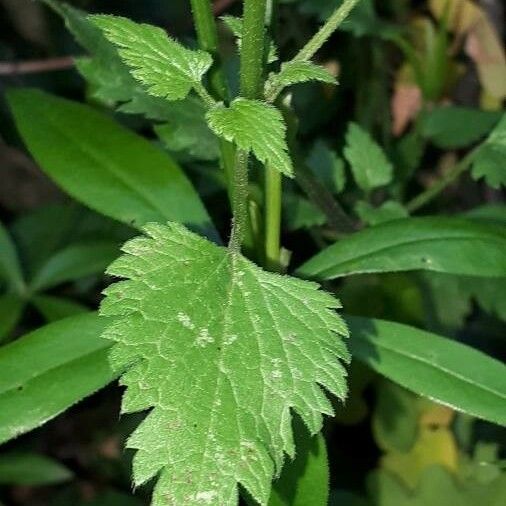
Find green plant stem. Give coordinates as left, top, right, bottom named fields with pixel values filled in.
left=406, top=150, right=476, bottom=213
left=239, top=0, right=267, bottom=99
left=228, top=0, right=268, bottom=252
left=190, top=0, right=229, bottom=100
left=229, top=149, right=250, bottom=251
left=189, top=0, right=236, bottom=198
left=264, top=165, right=282, bottom=270
left=294, top=0, right=361, bottom=62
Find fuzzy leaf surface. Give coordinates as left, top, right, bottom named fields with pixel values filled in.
left=266, top=61, right=336, bottom=96
left=101, top=223, right=349, bottom=505
left=344, top=122, right=393, bottom=192
left=91, top=15, right=212, bottom=101
left=207, top=99, right=294, bottom=176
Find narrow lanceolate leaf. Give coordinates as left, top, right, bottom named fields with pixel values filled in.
left=29, top=241, right=120, bottom=292
left=0, top=313, right=114, bottom=444
left=91, top=15, right=212, bottom=101
left=7, top=89, right=216, bottom=238
left=344, top=122, right=393, bottom=192
left=471, top=113, right=506, bottom=189
left=0, top=453, right=73, bottom=486
left=297, top=217, right=506, bottom=280
left=101, top=222, right=349, bottom=505
left=0, top=295, right=24, bottom=343
left=266, top=61, right=336, bottom=98
left=207, top=99, right=294, bottom=176
left=347, top=316, right=506, bottom=426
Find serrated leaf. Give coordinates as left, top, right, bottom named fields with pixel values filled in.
left=266, top=61, right=336, bottom=96
left=100, top=222, right=349, bottom=505
left=207, top=99, right=294, bottom=176
left=222, top=15, right=278, bottom=63
left=91, top=15, right=212, bottom=101
left=344, top=123, right=394, bottom=192
left=471, top=113, right=506, bottom=189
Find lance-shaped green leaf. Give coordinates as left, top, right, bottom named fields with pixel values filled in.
left=207, top=99, right=294, bottom=176
left=7, top=89, right=216, bottom=239
left=344, top=122, right=393, bottom=192
left=266, top=61, right=336, bottom=100
left=471, top=113, right=506, bottom=189
left=101, top=222, right=349, bottom=505
left=347, top=316, right=506, bottom=426
left=91, top=15, right=212, bottom=101
left=0, top=313, right=114, bottom=444
left=297, top=217, right=506, bottom=280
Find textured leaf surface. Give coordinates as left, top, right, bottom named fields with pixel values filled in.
left=347, top=316, right=506, bottom=426
left=298, top=217, right=506, bottom=280
left=266, top=61, right=336, bottom=95
left=207, top=99, right=293, bottom=176
left=471, top=113, right=506, bottom=189
left=7, top=89, right=215, bottom=238
left=101, top=222, right=349, bottom=505
left=344, top=123, right=393, bottom=192
left=0, top=313, right=114, bottom=444
left=91, top=15, right=212, bottom=101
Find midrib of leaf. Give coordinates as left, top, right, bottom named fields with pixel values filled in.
left=313, top=234, right=506, bottom=277
left=367, top=339, right=506, bottom=403
left=42, top=114, right=176, bottom=223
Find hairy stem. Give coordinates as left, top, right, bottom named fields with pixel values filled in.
left=228, top=0, right=268, bottom=252
left=229, top=150, right=250, bottom=251
left=294, top=0, right=361, bottom=62
left=406, top=150, right=476, bottom=213
left=240, top=0, right=267, bottom=99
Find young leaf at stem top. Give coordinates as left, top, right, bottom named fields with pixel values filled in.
left=101, top=222, right=349, bottom=505
left=91, top=15, right=213, bottom=102
left=206, top=98, right=294, bottom=177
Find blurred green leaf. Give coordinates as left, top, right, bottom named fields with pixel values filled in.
left=29, top=241, right=119, bottom=292
left=0, top=222, right=24, bottom=295
left=283, top=193, right=326, bottom=231
left=347, top=316, right=506, bottom=426
left=471, top=113, right=506, bottom=189
left=7, top=89, right=216, bottom=239
left=355, top=201, right=408, bottom=226
left=298, top=218, right=506, bottom=280
left=32, top=295, right=88, bottom=322
left=0, top=452, right=73, bottom=486
left=421, top=107, right=501, bottom=149
left=269, top=420, right=329, bottom=506
left=0, top=313, right=114, bottom=444
left=0, top=295, right=24, bottom=343
left=306, top=140, right=346, bottom=194
left=344, top=123, right=393, bottom=192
